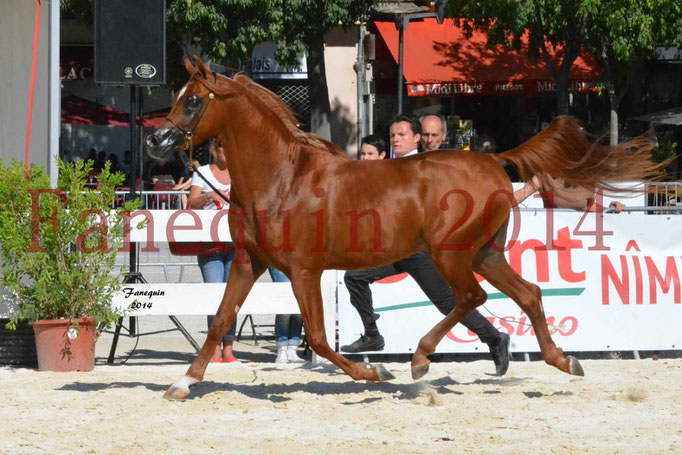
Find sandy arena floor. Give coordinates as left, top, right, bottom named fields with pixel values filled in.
left=1, top=337, right=681, bottom=455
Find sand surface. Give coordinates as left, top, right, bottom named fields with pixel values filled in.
left=2, top=344, right=681, bottom=455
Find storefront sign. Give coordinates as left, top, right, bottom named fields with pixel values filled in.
left=60, top=45, right=93, bottom=81
left=251, top=42, right=307, bottom=80
left=408, top=80, right=596, bottom=96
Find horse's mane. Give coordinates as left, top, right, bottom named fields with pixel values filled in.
left=212, top=72, right=347, bottom=158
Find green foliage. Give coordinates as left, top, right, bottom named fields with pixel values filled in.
left=168, top=0, right=284, bottom=67
left=60, top=0, right=93, bottom=23
left=167, top=0, right=372, bottom=70
left=582, top=1, right=682, bottom=62
left=0, top=160, right=139, bottom=330
left=451, top=0, right=589, bottom=114
left=651, top=131, right=678, bottom=164
left=451, top=0, right=588, bottom=60
left=165, top=0, right=374, bottom=135
left=581, top=0, right=682, bottom=93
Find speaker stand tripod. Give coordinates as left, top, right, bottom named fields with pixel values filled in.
left=106, top=86, right=200, bottom=364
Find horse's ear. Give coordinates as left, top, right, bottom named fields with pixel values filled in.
left=192, top=55, right=203, bottom=74
left=184, top=56, right=196, bottom=76
left=203, top=59, right=215, bottom=80
left=193, top=56, right=210, bottom=79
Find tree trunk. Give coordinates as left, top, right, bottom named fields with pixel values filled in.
left=606, top=58, right=641, bottom=146
left=609, top=106, right=619, bottom=145
left=306, top=40, right=332, bottom=140
left=555, top=69, right=571, bottom=115
left=607, top=79, right=622, bottom=145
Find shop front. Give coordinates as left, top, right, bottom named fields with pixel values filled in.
left=370, top=18, right=602, bottom=152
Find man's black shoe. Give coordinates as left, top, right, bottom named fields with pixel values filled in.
left=340, top=334, right=385, bottom=353
left=489, top=332, right=511, bottom=376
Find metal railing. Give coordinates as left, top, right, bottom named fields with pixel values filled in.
left=646, top=182, right=682, bottom=209
left=113, top=182, right=682, bottom=213
left=113, top=190, right=189, bottom=210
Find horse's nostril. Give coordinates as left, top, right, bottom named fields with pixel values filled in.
left=146, top=134, right=160, bottom=147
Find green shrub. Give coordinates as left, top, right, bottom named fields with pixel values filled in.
left=0, top=159, right=139, bottom=329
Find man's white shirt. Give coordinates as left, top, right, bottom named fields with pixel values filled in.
left=397, top=149, right=419, bottom=158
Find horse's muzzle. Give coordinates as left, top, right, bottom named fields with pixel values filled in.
left=145, top=127, right=183, bottom=161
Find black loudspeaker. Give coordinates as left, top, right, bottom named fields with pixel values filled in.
left=94, top=0, right=166, bottom=85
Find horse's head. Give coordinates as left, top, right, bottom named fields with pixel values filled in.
left=145, top=56, right=226, bottom=162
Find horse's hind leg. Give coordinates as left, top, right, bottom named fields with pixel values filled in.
left=164, top=256, right=267, bottom=400
left=290, top=268, right=395, bottom=382
left=474, top=245, right=584, bottom=376
left=410, top=255, right=488, bottom=380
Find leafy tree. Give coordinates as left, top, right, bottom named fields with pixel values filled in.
left=451, top=0, right=589, bottom=115
left=581, top=0, right=682, bottom=144
left=168, top=0, right=372, bottom=139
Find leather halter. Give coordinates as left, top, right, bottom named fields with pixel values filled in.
left=163, top=75, right=231, bottom=205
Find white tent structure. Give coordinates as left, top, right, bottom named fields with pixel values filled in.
left=630, top=106, right=682, bottom=126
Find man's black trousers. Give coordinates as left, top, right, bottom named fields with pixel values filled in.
left=343, top=250, right=500, bottom=345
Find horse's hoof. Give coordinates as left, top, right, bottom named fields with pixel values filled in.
left=411, top=362, right=430, bottom=380
left=163, top=385, right=190, bottom=400
left=375, top=364, right=396, bottom=381
left=568, top=356, right=584, bottom=376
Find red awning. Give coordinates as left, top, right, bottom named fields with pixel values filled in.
left=61, top=95, right=170, bottom=127
left=61, top=95, right=130, bottom=125
left=374, top=18, right=600, bottom=97
left=141, top=109, right=170, bottom=128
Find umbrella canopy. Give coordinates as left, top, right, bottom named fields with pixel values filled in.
left=61, top=95, right=131, bottom=126
left=61, top=95, right=171, bottom=127
left=375, top=18, right=601, bottom=97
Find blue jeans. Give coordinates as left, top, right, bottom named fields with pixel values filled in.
left=269, top=268, right=303, bottom=348
left=199, top=248, right=237, bottom=343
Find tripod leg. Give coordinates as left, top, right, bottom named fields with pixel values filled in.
left=168, top=316, right=201, bottom=353
left=107, top=316, right=124, bottom=364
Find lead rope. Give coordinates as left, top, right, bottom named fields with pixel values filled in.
left=181, top=130, right=231, bottom=206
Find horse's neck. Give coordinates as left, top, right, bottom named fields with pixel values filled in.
left=220, top=95, right=341, bottom=210
left=221, top=115, right=298, bottom=206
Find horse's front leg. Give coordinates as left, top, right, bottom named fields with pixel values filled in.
left=290, top=268, right=395, bottom=382
left=164, top=256, right=266, bottom=400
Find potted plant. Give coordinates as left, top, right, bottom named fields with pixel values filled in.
left=0, top=159, right=137, bottom=371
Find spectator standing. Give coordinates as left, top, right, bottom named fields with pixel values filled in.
left=420, top=114, right=447, bottom=152
left=187, top=139, right=238, bottom=363
left=270, top=268, right=304, bottom=364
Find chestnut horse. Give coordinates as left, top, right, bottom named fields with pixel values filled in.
left=146, top=57, right=663, bottom=400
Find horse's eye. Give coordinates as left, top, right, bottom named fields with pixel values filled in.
left=186, top=95, right=201, bottom=109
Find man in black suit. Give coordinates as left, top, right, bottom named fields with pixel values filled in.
left=342, top=116, right=512, bottom=376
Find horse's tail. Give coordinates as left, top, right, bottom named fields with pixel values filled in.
left=497, top=115, right=668, bottom=193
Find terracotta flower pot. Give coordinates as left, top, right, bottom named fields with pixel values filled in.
left=30, top=318, right=97, bottom=372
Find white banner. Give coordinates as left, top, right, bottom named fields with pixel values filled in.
left=126, top=210, right=232, bottom=243
left=111, top=271, right=338, bottom=348
left=112, top=283, right=297, bottom=316
left=339, top=212, right=682, bottom=353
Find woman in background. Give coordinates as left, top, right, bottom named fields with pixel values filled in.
left=187, top=139, right=238, bottom=363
